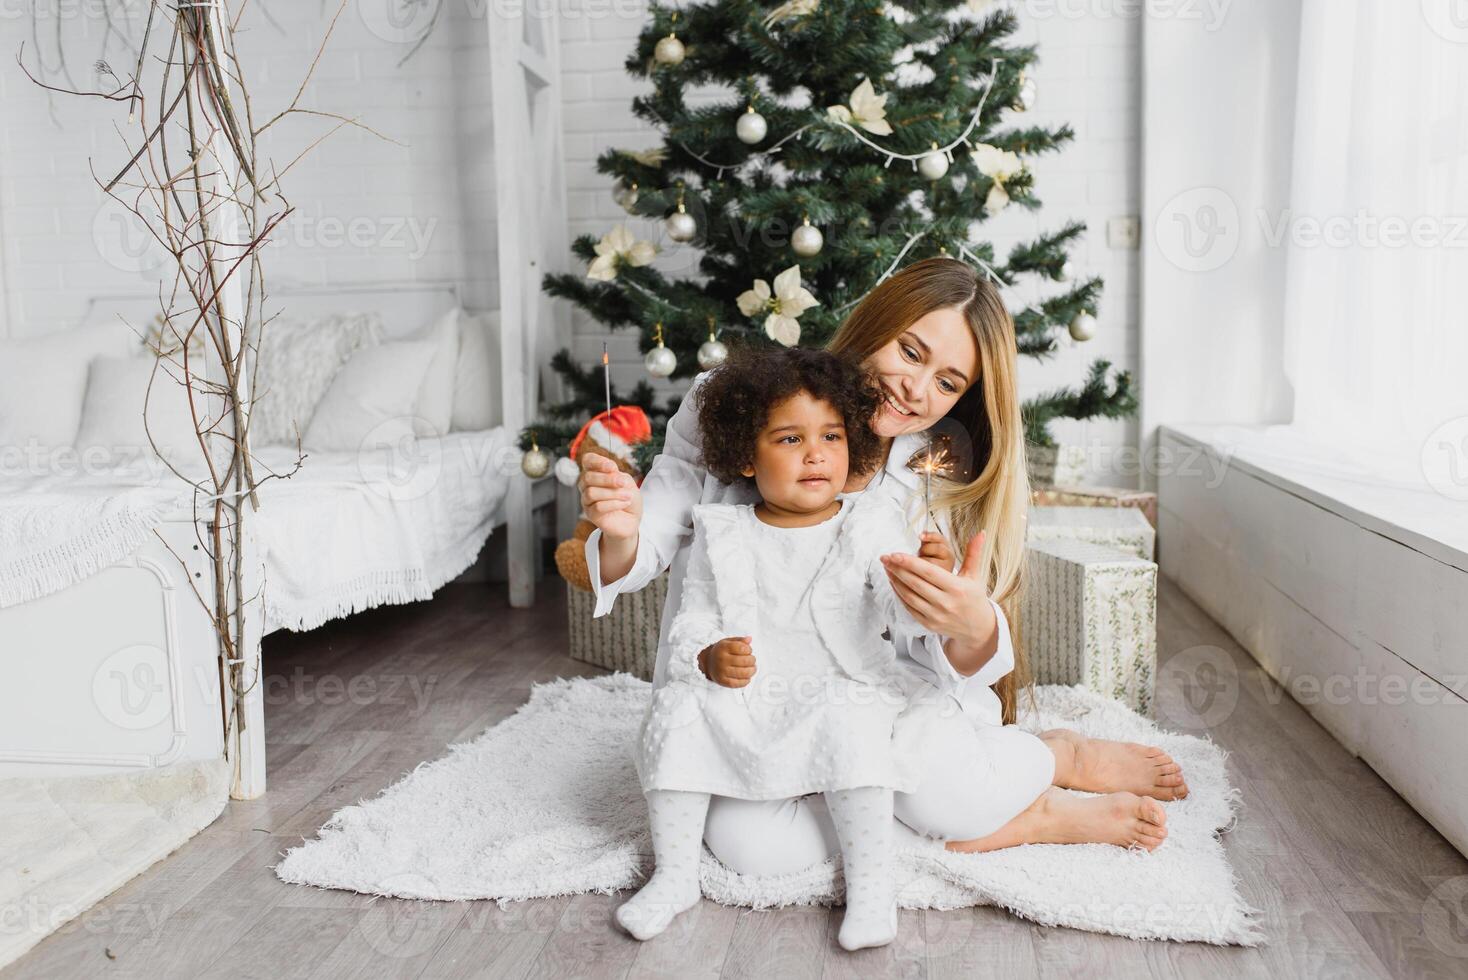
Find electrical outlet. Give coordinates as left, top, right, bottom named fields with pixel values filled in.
left=1107, top=215, right=1140, bottom=250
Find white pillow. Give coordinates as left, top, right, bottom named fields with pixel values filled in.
left=303, top=340, right=436, bottom=452
left=451, top=310, right=503, bottom=432
left=0, top=324, right=138, bottom=448
left=74, top=354, right=203, bottom=463
left=251, top=311, right=383, bottom=447
left=409, top=307, right=460, bottom=438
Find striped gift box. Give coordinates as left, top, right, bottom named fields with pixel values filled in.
left=565, top=572, right=667, bottom=681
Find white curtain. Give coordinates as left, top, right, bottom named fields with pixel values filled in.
left=1279, top=0, right=1468, bottom=487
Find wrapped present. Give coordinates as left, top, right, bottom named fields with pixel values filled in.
left=1031, top=484, right=1158, bottom=529
left=1026, top=444, right=1088, bottom=488
left=1021, top=539, right=1157, bottom=715
left=566, top=572, right=666, bottom=681
left=1027, top=505, right=1156, bottom=562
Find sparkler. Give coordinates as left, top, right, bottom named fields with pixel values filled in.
left=905, top=431, right=966, bottom=532
left=602, top=342, right=612, bottom=418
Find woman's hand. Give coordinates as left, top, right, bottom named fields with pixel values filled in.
left=879, top=530, right=999, bottom=676
left=580, top=452, right=643, bottom=541
left=698, top=636, right=756, bottom=688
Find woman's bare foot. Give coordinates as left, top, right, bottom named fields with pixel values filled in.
left=944, top=788, right=1168, bottom=854
left=1042, top=729, right=1189, bottom=801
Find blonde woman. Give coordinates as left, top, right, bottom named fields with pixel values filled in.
left=582, top=257, right=1185, bottom=874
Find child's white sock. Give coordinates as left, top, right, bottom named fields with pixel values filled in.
left=614, top=789, right=710, bottom=941
left=825, top=786, right=897, bottom=951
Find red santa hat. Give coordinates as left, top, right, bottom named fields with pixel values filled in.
left=568, top=405, right=652, bottom=468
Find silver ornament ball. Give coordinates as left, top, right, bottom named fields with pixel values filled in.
left=1015, top=76, right=1037, bottom=112
left=918, top=149, right=949, bottom=180
left=791, top=222, right=824, bottom=257
left=665, top=209, right=697, bottom=243
left=553, top=455, right=581, bottom=487
left=735, top=109, right=768, bottom=145
left=1069, top=311, right=1098, bottom=342
left=644, top=344, right=677, bottom=377
left=612, top=178, right=638, bottom=213
left=654, top=34, right=685, bottom=66
left=697, top=338, right=729, bottom=369
left=520, top=446, right=551, bottom=479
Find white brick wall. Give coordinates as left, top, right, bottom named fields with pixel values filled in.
left=0, top=1, right=497, bottom=338
left=0, top=2, right=1140, bottom=484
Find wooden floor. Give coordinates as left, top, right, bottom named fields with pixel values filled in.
left=9, top=576, right=1468, bottom=979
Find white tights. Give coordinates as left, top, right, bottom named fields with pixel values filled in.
left=615, top=785, right=900, bottom=950
left=704, top=715, right=1057, bottom=877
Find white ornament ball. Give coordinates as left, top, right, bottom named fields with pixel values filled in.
left=1069, top=311, right=1098, bottom=342
left=554, top=455, right=581, bottom=487
left=654, top=34, right=685, bottom=66
left=520, top=446, right=551, bottom=479
left=1015, top=77, right=1037, bottom=112
left=736, top=109, right=768, bottom=145
left=1058, top=259, right=1074, bottom=282
left=698, top=338, right=729, bottom=369
left=791, top=222, right=824, bottom=257
left=918, top=149, right=949, bottom=180
left=644, top=344, right=677, bottom=377
left=612, top=178, right=638, bottom=213
left=665, top=209, right=697, bottom=243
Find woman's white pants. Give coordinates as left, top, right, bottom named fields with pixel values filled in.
left=702, top=710, right=1056, bottom=877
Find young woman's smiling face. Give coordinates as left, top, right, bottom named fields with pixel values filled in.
left=863, top=306, right=980, bottom=438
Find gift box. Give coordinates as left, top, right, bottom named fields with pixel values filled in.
left=1031, top=484, right=1159, bottom=529
left=565, top=572, right=667, bottom=681
left=1027, top=505, right=1156, bottom=562
left=1026, top=444, right=1089, bottom=488
left=1021, top=539, right=1157, bottom=715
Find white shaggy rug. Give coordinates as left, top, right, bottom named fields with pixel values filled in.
left=1, top=758, right=230, bottom=969
left=275, top=675, right=1262, bottom=945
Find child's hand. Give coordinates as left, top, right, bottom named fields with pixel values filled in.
left=580, top=452, right=642, bottom=541
left=698, top=636, right=756, bottom=688
left=917, top=531, right=954, bottom=570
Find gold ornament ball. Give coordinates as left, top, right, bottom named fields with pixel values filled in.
left=612, top=178, right=638, bottom=213
left=644, top=344, right=678, bottom=377
left=654, top=34, right=685, bottom=66
left=521, top=446, right=551, bottom=479
left=735, top=109, right=768, bottom=145
left=665, top=209, right=697, bottom=242
left=791, top=222, right=824, bottom=257
left=1069, top=311, right=1098, bottom=342
left=918, top=149, right=949, bottom=180
left=697, top=338, right=729, bottom=369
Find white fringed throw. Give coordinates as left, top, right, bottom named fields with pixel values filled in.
left=275, top=675, right=1263, bottom=946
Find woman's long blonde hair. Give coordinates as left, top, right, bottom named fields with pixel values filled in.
left=828, top=256, right=1032, bottom=724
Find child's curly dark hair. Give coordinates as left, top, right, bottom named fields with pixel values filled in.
left=694, top=347, right=884, bottom=485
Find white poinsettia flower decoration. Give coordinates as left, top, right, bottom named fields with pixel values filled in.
left=826, top=78, right=894, bottom=136
left=736, top=264, right=819, bottom=346
left=624, top=146, right=668, bottom=167
left=971, top=142, right=1024, bottom=215
left=763, top=0, right=819, bottom=28
left=586, top=224, right=658, bottom=281
left=966, top=0, right=997, bottom=14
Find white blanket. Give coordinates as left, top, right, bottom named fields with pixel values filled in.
left=274, top=675, right=1264, bottom=946
left=0, top=429, right=512, bottom=632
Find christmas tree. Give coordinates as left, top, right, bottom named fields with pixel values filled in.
left=524, top=1, right=1134, bottom=473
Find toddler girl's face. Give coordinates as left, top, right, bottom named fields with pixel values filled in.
left=741, top=391, right=849, bottom=514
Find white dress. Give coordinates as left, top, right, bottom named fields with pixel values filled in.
left=634, top=494, right=952, bottom=801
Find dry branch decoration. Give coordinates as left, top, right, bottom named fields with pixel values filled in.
left=19, top=0, right=384, bottom=794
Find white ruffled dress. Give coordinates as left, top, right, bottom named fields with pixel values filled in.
left=634, top=491, right=951, bottom=800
